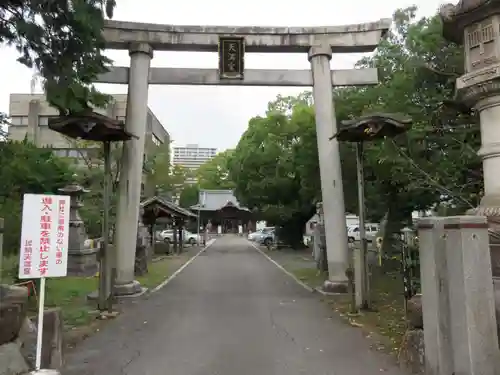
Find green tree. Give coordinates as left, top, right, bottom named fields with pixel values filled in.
left=0, top=140, right=74, bottom=253
left=0, top=114, right=7, bottom=139
left=229, top=94, right=358, bottom=248
left=230, top=95, right=321, bottom=248
left=146, top=143, right=193, bottom=198
left=169, top=165, right=193, bottom=197
left=197, top=150, right=236, bottom=190
left=146, top=142, right=171, bottom=195
left=332, top=8, right=480, bottom=253
left=61, top=139, right=124, bottom=238
left=179, top=185, right=199, bottom=208
left=1, top=0, right=116, bottom=114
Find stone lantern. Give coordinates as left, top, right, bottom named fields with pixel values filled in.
left=441, top=0, right=500, bottom=277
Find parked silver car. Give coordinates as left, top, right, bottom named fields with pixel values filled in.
left=160, top=229, right=201, bottom=245
left=248, top=227, right=274, bottom=243
left=255, top=228, right=275, bottom=247
left=247, top=229, right=263, bottom=241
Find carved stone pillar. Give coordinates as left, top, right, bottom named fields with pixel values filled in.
left=58, top=183, right=97, bottom=276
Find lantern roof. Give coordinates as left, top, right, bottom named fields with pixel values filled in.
left=440, top=0, right=500, bottom=44
left=48, top=111, right=135, bottom=142
left=332, top=113, right=412, bottom=143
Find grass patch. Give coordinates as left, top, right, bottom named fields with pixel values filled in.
left=262, top=247, right=326, bottom=288
left=292, top=267, right=328, bottom=289
left=45, top=277, right=98, bottom=328
left=2, top=253, right=193, bottom=330
left=137, top=255, right=186, bottom=289
left=2, top=254, right=97, bottom=328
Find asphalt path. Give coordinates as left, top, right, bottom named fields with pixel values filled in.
left=63, top=235, right=406, bottom=375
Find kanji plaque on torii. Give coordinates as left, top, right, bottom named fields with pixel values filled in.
left=218, top=36, right=245, bottom=79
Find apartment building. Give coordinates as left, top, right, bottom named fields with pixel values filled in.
left=172, top=144, right=217, bottom=184
left=8, top=94, right=169, bottom=160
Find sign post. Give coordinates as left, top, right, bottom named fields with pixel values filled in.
left=196, top=191, right=207, bottom=246
left=18, top=194, right=70, bottom=371
left=34, top=277, right=46, bottom=370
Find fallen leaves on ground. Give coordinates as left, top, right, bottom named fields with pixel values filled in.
left=301, top=266, right=406, bottom=356
left=267, top=251, right=406, bottom=358
left=349, top=320, right=364, bottom=328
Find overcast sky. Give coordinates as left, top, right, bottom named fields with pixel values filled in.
left=1, top=0, right=445, bottom=151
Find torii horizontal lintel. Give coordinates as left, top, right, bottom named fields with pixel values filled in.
left=96, top=67, right=379, bottom=87
left=102, top=19, right=391, bottom=53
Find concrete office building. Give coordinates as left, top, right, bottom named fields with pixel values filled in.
left=173, top=144, right=216, bottom=171
left=172, top=144, right=217, bottom=184
left=8, top=94, right=169, bottom=160
left=8, top=94, right=169, bottom=197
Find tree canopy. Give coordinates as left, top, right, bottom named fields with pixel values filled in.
left=230, top=94, right=321, bottom=247
left=0, top=140, right=74, bottom=253
left=179, top=184, right=199, bottom=208
left=1, top=0, right=116, bottom=114
left=145, top=143, right=195, bottom=201
left=344, top=7, right=479, bottom=221
left=197, top=150, right=236, bottom=190
left=229, top=7, right=481, bottom=248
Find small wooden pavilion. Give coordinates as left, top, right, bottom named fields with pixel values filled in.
left=141, top=196, right=197, bottom=254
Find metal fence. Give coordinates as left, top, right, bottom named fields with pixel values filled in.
left=378, top=230, right=420, bottom=300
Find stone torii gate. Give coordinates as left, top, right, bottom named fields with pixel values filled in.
left=98, top=19, right=391, bottom=295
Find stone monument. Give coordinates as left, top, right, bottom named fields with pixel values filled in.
left=58, top=182, right=98, bottom=276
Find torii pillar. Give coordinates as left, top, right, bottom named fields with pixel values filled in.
left=113, top=43, right=153, bottom=296
left=309, top=44, right=350, bottom=292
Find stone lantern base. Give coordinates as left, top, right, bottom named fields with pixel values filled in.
left=67, top=247, right=99, bottom=277
left=113, top=280, right=144, bottom=297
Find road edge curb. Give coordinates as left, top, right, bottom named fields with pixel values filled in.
left=150, top=238, right=217, bottom=293
left=248, top=241, right=317, bottom=293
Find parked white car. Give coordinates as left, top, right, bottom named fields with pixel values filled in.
left=347, top=224, right=379, bottom=243
left=160, top=229, right=201, bottom=245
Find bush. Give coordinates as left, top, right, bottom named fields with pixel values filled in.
left=1, top=254, right=19, bottom=283
left=0, top=200, right=22, bottom=256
